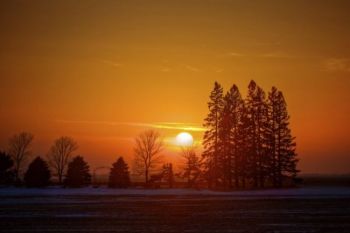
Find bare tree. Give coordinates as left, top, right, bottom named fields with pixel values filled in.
left=8, top=132, right=34, bottom=183
left=47, top=136, right=78, bottom=184
left=133, top=130, right=163, bottom=185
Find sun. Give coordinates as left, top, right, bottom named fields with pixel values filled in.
left=175, top=132, right=194, bottom=147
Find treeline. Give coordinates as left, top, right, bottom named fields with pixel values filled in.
left=0, top=80, right=299, bottom=190
left=202, top=80, right=299, bottom=189
left=0, top=133, right=131, bottom=188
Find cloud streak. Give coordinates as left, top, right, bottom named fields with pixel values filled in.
left=324, top=58, right=350, bottom=72
left=55, top=120, right=205, bottom=132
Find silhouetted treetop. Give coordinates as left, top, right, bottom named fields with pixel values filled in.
left=64, top=156, right=91, bottom=188
left=24, top=156, right=51, bottom=188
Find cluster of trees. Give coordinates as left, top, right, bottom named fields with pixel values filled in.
left=0, top=132, right=131, bottom=188
left=202, top=80, right=298, bottom=189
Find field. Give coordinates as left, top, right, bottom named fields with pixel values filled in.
left=1, top=187, right=350, bottom=233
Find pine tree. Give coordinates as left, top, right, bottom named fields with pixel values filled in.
left=202, top=82, right=224, bottom=189
left=24, top=156, right=51, bottom=187
left=0, top=151, right=14, bottom=185
left=236, top=104, right=251, bottom=188
left=267, top=87, right=298, bottom=187
left=108, top=157, right=131, bottom=188
left=64, top=156, right=91, bottom=188
left=219, top=84, right=244, bottom=189
left=245, top=80, right=269, bottom=188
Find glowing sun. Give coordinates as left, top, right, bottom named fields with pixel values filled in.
left=175, top=132, right=194, bottom=147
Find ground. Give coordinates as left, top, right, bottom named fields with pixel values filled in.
left=0, top=187, right=349, bottom=233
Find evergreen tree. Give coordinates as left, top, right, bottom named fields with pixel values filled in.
left=245, top=80, right=269, bottom=188
left=24, top=156, right=51, bottom=187
left=202, top=82, right=224, bottom=189
left=0, top=151, right=14, bottom=185
left=108, top=157, right=131, bottom=188
left=236, top=104, right=251, bottom=188
left=162, top=163, right=174, bottom=188
left=179, top=147, right=202, bottom=188
left=267, top=87, right=299, bottom=187
left=64, top=156, right=91, bottom=187
left=219, top=85, right=244, bottom=188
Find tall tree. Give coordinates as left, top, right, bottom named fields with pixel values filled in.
left=0, top=151, right=14, bottom=185
left=245, top=81, right=269, bottom=188
left=47, top=136, right=78, bottom=184
left=202, top=81, right=224, bottom=189
left=133, top=130, right=163, bottom=185
left=219, top=84, right=244, bottom=189
left=108, top=157, right=131, bottom=188
left=267, top=87, right=299, bottom=187
left=8, top=132, right=34, bottom=183
left=24, top=156, right=51, bottom=188
left=179, top=147, right=202, bottom=188
left=64, top=156, right=91, bottom=188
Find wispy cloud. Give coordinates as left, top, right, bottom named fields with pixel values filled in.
left=184, top=65, right=200, bottom=72
left=223, top=51, right=294, bottom=59
left=55, top=120, right=205, bottom=132
left=101, top=59, right=123, bottom=68
left=160, top=66, right=171, bottom=72
left=227, top=52, right=245, bottom=57
left=324, top=58, right=350, bottom=72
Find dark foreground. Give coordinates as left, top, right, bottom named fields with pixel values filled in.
left=1, top=195, right=350, bottom=233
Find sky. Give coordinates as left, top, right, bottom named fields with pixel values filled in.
left=0, top=0, right=350, bottom=174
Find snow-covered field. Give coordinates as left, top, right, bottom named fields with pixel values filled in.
left=0, top=186, right=350, bottom=199
left=1, top=186, right=350, bottom=232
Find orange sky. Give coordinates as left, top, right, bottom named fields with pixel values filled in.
left=0, top=0, right=349, bottom=174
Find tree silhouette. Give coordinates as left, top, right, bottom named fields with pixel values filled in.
left=24, top=156, right=51, bottom=188
left=0, top=151, right=14, bottom=185
left=47, top=136, right=78, bottom=184
left=202, top=82, right=224, bottom=189
left=108, top=157, right=131, bottom=188
left=8, top=132, right=34, bottom=184
left=245, top=80, right=269, bottom=188
left=64, top=156, right=91, bottom=188
left=162, top=163, right=174, bottom=188
left=202, top=80, right=299, bottom=189
left=179, top=147, right=202, bottom=188
left=133, top=130, right=163, bottom=185
left=267, top=87, right=299, bottom=187
left=219, top=84, right=244, bottom=189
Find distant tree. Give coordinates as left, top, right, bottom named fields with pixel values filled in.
left=64, top=156, right=91, bottom=188
left=202, top=82, right=224, bottom=189
left=133, top=130, right=163, bottom=185
left=267, top=87, right=299, bottom=187
left=0, top=151, right=14, bottom=185
left=8, top=132, right=34, bottom=183
left=108, top=157, right=131, bottom=188
left=24, top=156, right=51, bottom=188
left=179, top=147, right=202, bottom=188
left=162, top=163, right=174, bottom=188
left=47, top=136, right=78, bottom=184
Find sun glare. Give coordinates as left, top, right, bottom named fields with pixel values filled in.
left=175, top=132, right=194, bottom=147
